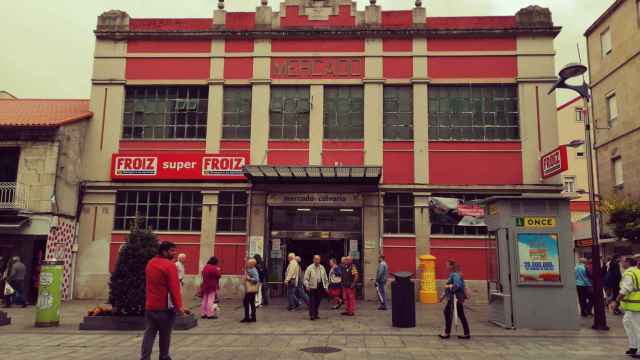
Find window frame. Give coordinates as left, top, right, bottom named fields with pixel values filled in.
left=383, top=86, right=414, bottom=140
left=613, top=156, right=624, bottom=188
left=430, top=194, right=489, bottom=237
left=606, top=92, right=618, bottom=127
left=114, top=191, right=203, bottom=232
left=575, top=108, right=585, bottom=123
left=122, top=86, right=208, bottom=140
left=216, top=191, right=248, bottom=233
left=383, top=193, right=415, bottom=235
left=428, top=84, right=520, bottom=142
left=562, top=176, right=577, bottom=193
left=269, top=86, right=311, bottom=140
left=600, top=28, right=612, bottom=57
left=323, top=86, right=364, bottom=140
left=222, top=86, right=252, bottom=140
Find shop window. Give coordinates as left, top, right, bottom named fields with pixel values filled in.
left=222, top=87, right=252, bottom=139
left=114, top=191, right=203, bottom=232
left=270, top=87, right=310, bottom=140
left=217, top=191, right=248, bottom=233
left=428, top=85, right=519, bottom=141
left=430, top=194, right=488, bottom=236
left=384, top=86, right=413, bottom=140
left=562, top=176, right=577, bottom=193
left=607, top=92, right=618, bottom=127
left=601, top=28, right=612, bottom=57
left=324, top=86, right=364, bottom=140
left=383, top=193, right=415, bottom=234
left=122, top=86, right=208, bottom=140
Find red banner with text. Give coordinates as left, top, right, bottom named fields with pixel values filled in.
left=271, top=57, right=364, bottom=79
left=111, top=153, right=247, bottom=181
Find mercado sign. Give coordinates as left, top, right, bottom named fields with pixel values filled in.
left=111, top=153, right=247, bottom=180
left=271, top=57, right=364, bottom=79
left=267, top=193, right=363, bottom=207
left=517, top=233, right=561, bottom=283
left=540, top=145, right=568, bottom=179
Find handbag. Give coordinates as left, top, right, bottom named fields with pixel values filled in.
left=245, top=280, right=259, bottom=294
left=4, top=282, right=15, bottom=296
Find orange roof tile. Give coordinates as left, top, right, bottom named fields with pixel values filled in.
left=0, top=99, right=92, bottom=128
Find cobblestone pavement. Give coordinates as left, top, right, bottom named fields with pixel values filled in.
left=0, top=299, right=630, bottom=359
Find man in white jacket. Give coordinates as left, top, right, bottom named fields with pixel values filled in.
left=304, top=255, right=329, bottom=320
left=284, top=253, right=300, bottom=311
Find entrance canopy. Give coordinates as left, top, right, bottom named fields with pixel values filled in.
left=244, top=165, right=382, bottom=185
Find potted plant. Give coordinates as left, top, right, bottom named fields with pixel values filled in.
left=80, top=218, right=196, bottom=330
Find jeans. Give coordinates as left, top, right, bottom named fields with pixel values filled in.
left=287, top=283, right=298, bottom=309
left=443, top=299, right=470, bottom=336
left=308, top=287, right=323, bottom=319
left=243, top=292, right=256, bottom=320
left=376, top=281, right=387, bottom=307
left=296, top=284, right=309, bottom=306
left=342, top=287, right=356, bottom=314
left=577, top=285, right=593, bottom=316
left=140, top=310, right=176, bottom=360
left=7, top=279, right=25, bottom=306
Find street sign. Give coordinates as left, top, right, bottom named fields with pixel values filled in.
left=516, top=216, right=557, bottom=228
left=575, top=239, right=593, bottom=248
left=540, top=145, right=568, bottom=179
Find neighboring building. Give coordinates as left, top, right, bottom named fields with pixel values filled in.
left=586, top=0, right=640, bottom=200
left=76, top=0, right=563, bottom=300
left=0, top=98, right=92, bottom=302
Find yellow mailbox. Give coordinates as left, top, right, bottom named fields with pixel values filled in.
left=419, top=255, right=437, bottom=304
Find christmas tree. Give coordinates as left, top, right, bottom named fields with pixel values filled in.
left=108, top=217, right=158, bottom=316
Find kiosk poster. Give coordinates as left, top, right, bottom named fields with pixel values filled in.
left=517, top=233, right=561, bottom=283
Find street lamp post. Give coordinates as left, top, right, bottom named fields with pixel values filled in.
left=549, top=63, right=609, bottom=331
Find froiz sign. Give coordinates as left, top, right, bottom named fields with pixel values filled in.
left=111, top=153, right=247, bottom=180
left=540, top=145, right=568, bottom=179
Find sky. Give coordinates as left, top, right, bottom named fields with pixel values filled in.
left=0, top=0, right=614, bottom=105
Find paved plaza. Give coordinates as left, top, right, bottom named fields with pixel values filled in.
left=0, top=298, right=631, bottom=359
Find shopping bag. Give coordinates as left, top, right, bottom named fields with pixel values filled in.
left=4, top=282, right=15, bottom=296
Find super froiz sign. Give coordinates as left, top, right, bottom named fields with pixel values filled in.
left=111, top=154, right=247, bottom=180
left=540, top=145, right=568, bottom=179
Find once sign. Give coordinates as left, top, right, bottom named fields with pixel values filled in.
left=111, top=153, right=247, bottom=180
left=515, top=216, right=557, bottom=228
left=540, top=145, right=568, bottom=179
left=271, top=57, right=364, bottom=79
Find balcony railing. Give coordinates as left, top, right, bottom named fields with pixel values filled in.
left=0, top=182, right=29, bottom=210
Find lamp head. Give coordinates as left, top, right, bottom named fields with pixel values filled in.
left=567, top=139, right=585, bottom=148
left=559, top=63, right=587, bottom=80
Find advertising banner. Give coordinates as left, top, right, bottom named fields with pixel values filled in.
left=517, top=233, right=561, bottom=283
left=540, top=145, right=568, bottom=179
left=35, top=260, right=64, bottom=327
left=111, top=153, right=247, bottom=180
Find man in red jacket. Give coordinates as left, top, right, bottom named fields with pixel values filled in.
left=140, top=241, right=185, bottom=360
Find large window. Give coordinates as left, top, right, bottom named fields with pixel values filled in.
left=383, top=193, right=414, bottom=234
left=324, top=86, right=364, bottom=140
left=114, top=191, right=203, bottom=232
left=430, top=194, right=488, bottom=236
left=123, top=86, right=208, bottom=140
left=223, top=87, right=252, bottom=139
left=217, top=191, right=248, bottom=233
left=384, top=86, right=413, bottom=140
left=428, top=85, right=519, bottom=141
left=270, top=87, right=310, bottom=140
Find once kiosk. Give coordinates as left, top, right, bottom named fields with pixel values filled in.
left=484, top=195, right=578, bottom=330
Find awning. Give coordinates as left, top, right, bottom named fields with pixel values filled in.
left=244, top=165, right=382, bottom=185
left=0, top=216, right=30, bottom=230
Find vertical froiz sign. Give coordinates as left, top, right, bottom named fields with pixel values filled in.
left=110, top=153, right=247, bottom=180
left=540, top=145, right=568, bottom=179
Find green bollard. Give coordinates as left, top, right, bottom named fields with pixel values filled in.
left=35, top=260, right=64, bottom=327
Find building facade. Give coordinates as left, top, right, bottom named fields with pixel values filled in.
left=76, top=0, right=563, bottom=300
left=586, top=0, right=640, bottom=200
left=0, top=98, right=92, bottom=302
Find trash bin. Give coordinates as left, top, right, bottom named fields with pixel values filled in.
left=391, top=271, right=416, bottom=328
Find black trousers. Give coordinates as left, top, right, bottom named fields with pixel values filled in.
left=577, top=286, right=593, bottom=316
left=140, top=310, right=175, bottom=360
left=443, top=299, right=470, bottom=335
left=243, top=292, right=256, bottom=320
left=308, top=288, right=323, bottom=318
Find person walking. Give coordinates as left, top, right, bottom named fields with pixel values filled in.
left=200, top=256, right=221, bottom=319
left=610, top=256, right=640, bottom=357
left=439, top=259, right=471, bottom=340
left=576, top=258, right=593, bottom=317
left=295, top=256, right=310, bottom=307
left=175, top=254, right=186, bottom=289
left=5, top=256, right=26, bottom=308
left=341, top=256, right=358, bottom=316
left=328, top=258, right=343, bottom=309
left=241, top=258, right=260, bottom=323
left=140, top=242, right=184, bottom=360
left=605, top=255, right=623, bottom=315
left=284, top=253, right=300, bottom=311
left=254, top=254, right=266, bottom=308
left=375, top=255, right=389, bottom=311
left=304, top=255, right=329, bottom=320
